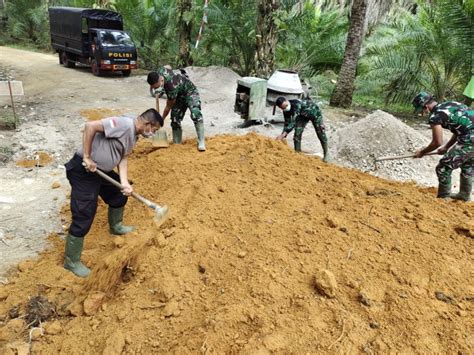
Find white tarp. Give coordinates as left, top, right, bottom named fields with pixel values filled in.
left=0, top=81, right=24, bottom=96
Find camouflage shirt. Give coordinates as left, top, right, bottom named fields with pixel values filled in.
left=160, top=67, right=199, bottom=101
left=428, top=101, right=474, bottom=145
left=283, top=99, right=323, bottom=133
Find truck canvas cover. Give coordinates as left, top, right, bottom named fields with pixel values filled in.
left=49, top=7, right=123, bottom=42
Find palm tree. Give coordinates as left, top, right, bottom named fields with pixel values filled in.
left=276, top=1, right=348, bottom=77
left=176, top=0, right=193, bottom=66
left=363, top=0, right=474, bottom=103
left=330, top=0, right=368, bottom=107
left=254, top=0, right=280, bottom=77
left=200, top=0, right=257, bottom=75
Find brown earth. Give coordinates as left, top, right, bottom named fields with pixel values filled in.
left=15, top=151, right=53, bottom=168
left=0, top=133, right=473, bottom=354
left=79, top=108, right=127, bottom=121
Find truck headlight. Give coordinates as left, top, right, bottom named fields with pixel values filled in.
left=130, top=60, right=136, bottom=65
left=101, top=60, right=111, bottom=65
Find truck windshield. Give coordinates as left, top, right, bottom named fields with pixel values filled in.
left=99, top=31, right=134, bottom=47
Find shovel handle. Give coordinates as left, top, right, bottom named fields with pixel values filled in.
left=95, top=169, right=159, bottom=209
left=375, top=151, right=438, bottom=162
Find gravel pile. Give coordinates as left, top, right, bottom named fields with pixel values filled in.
left=333, top=110, right=440, bottom=186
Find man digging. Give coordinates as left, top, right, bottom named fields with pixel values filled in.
left=64, top=109, right=163, bottom=277
left=412, top=91, right=474, bottom=201
left=147, top=67, right=206, bottom=151
left=274, top=96, right=330, bottom=162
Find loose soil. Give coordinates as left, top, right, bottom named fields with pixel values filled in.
left=0, top=134, right=473, bottom=353
left=15, top=151, right=54, bottom=168
left=79, top=108, right=127, bottom=121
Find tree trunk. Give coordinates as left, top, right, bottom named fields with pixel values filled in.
left=254, top=0, right=279, bottom=78
left=330, top=0, right=367, bottom=108
left=177, top=0, right=193, bottom=67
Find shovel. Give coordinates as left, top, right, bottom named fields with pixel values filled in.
left=152, top=95, right=169, bottom=148
left=95, top=169, right=169, bottom=227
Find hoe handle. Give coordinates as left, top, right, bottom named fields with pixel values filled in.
left=95, top=169, right=159, bottom=210
left=375, top=151, right=438, bottom=162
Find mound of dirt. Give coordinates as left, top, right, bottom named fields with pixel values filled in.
left=0, top=133, right=472, bottom=353
left=333, top=110, right=440, bottom=186
left=184, top=66, right=241, bottom=101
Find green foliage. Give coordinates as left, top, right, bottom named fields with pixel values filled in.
left=275, top=1, right=348, bottom=78
left=193, top=0, right=257, bottom=75
left=2, top=0, right=472, bottom=108
left=361, top=0, right=474, bottom=104
left=5, top=0, right=50, bottom=48
left=112, top=0, right=177, bottom=68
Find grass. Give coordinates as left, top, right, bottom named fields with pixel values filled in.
left=0, top=110, right=19, bottom=130
left=0, top=145, right=13, bottom=163
left=352, top=94, right=414, bottom=117
left=4, top=42, right=50, bottom=53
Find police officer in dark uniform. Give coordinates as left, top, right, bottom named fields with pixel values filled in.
left=64, top=109, right=163, bottom=277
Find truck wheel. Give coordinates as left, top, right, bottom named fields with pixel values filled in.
left=59, top=52, right=63, bottom=65
left=61, top=52, right=75, bottom=68
left=91, top=60, right=101, bottom=76
left=122, top=70, right=131, bottom=77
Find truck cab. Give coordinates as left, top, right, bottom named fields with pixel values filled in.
left=49, top=7, right=138, bottom=77
left=89, top=29, right=137, bottom=76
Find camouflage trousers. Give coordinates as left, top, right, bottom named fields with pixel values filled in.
left=170, top=92, right=203, bottom=129
left=294, top=115, right=328, bottom=146
left=436, top=143, right=474, bottom=185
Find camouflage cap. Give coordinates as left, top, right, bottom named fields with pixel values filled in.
left=157, top=66, right=173, bottom=82
left=412, top=91, right=433, bottom=113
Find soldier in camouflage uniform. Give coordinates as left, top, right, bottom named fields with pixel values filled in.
left=275, top=96, right=329, bottom=162
left=412, top=91, right=474, bottom=201
left=147, top=67, right=205, bottom=151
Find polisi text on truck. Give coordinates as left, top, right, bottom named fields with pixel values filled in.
left=108, top=53, right=132, bottom=58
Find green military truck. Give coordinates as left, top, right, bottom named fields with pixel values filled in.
left=49, top=7, right=138, bottom=76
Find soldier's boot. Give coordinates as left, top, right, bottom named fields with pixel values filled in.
left=64, top=233, right=91, bottom=278
left=195, top=121, right=206, bottom=151
left=437, top=183, right=452, bottom=199
left=172, top=127, right=182, bottom=144
left=322, top=142, right=330, bottom=162
left=451, top=176, right=472, bottom=201
left=294, top=140, right=302, bottom=152
left=108, top=206, right=135, bottom=235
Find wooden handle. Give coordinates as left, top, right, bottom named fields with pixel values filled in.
left=375, top=151, right=438, bottom=162
left=95, top=169, right=158, bottom=209
left=156, top=95, right=160, bottom=114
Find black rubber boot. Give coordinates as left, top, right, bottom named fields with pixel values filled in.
left=172, top=127, right=182, bottom=144
left=108, top=206, right=134, bottom=235
left=64, top=234, right=91, bottom=278
left=451, top=176, right=472, bottom=201
left=437, top=183, right=452, bottom=199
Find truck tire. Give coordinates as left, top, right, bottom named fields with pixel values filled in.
left=91, top=59, right=102, bottom=76
left=61, top=52, right=75, bottom=68
left=122, top=70, right=131, bottom=77
left=58, top=52, right=63, bottom=65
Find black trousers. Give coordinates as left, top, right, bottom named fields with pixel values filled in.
left=65, top=154, right=127, bottom=238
